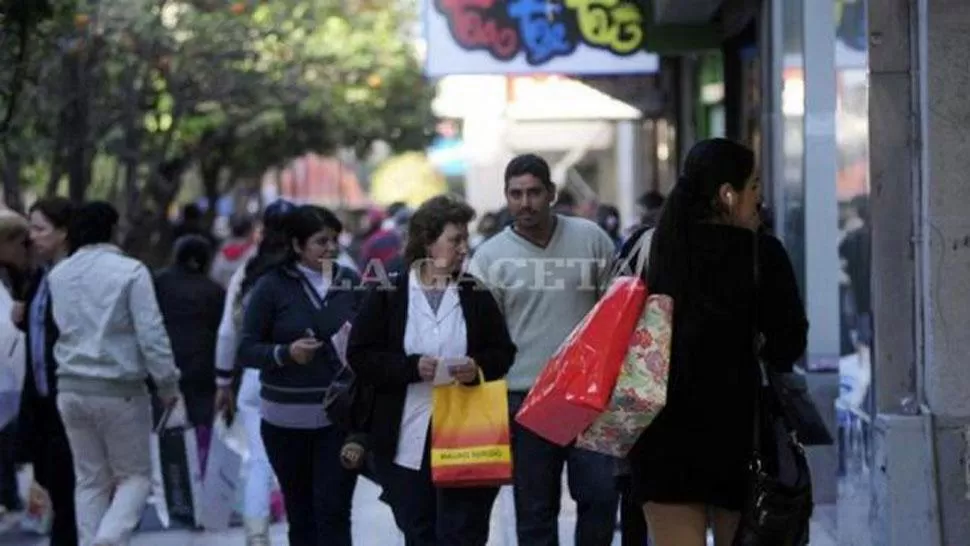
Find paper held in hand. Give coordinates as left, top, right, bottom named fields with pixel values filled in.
left=331, top=322, right=352, bottom=368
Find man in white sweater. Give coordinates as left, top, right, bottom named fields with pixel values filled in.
left=49, top=202, right=181, bottom=546
left=468, top=154, right=619, bottom=546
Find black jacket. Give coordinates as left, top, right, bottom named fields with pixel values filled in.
left=629, top=224, right=808, bottom=510
left=154, top=265, right=226, bottom=426
left=347, top=272, right=516, bottom=460
left=15, top=269, right=63, bottom=460
left=238, top=263, right=363, bottom=406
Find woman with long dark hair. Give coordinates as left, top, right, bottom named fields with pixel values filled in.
left=13, top=197, right=78, bottom=544
left=154, top=235, right=225, bottom=469
left=628, top=139, right=808, bottom=546
left=238, top=204, right=363, bottom=546
left=213, top=199, right=294, bottom=545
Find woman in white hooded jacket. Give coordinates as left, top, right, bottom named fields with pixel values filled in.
left=213, top=200, right=294, bottom=546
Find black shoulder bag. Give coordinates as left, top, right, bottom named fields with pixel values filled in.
left=295, top=270, right=373, bottom=432
left=733, top=237, right=814, bottom=546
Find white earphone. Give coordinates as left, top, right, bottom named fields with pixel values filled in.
left=726, top=192, right=735, bottom=207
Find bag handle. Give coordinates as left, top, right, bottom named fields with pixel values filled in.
left=609, top=228, right=655, bottom=282
left=440, top=366, right=486, bottom=388
left=632, top=229, right=654, bottom=279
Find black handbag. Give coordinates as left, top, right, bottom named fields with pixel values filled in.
left=294, top=269, right=367, bottom=431
left=735, top=234, right=814, bottom=546
left=769, top=370, right=834, bottom=446
left=323, top=365, right=375, bottom=432
left=733, top=362, right=814, bottom=546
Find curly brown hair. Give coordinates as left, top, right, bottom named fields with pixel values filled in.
left=404, top=195, right=475, bottom=267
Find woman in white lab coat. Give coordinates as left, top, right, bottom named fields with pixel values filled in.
left=348, top=196, right=516, bottom=546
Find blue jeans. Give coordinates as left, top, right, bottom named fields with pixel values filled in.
left=509, top=392, right=619, bottom=546
left=261, top=423, right=358, bottom=546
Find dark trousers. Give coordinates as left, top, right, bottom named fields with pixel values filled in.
left=376, top=438, right=499, bottom=546
left=617, top=477, right=648, bottom=546
left=30, top=398, right=78, bottom=546
left=508, top=392, right=619, bottom=546
left=261, top=422, right=358, bottom=546
left=0, top=421, right=20, bottom=511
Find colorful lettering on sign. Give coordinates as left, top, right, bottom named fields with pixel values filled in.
left=566, top=0, right=644, bottom=55
left=434, top=0, right=646, bottom=66
left=507, top=0, right=574, bottom=64
left=436, top=0, right=520, bottom=60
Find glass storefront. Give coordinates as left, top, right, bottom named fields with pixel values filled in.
left=780, top=0, right=806, bottom=296
left=773, top=2, right=872, bottom=540
left=832, top=1, right=872, bottom=543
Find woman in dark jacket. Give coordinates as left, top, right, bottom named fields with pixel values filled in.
left=347, top=195, right=516, bottom=546
left=629, top=139, right=808, bottom=546
left=237, top=205, right=362, bottom=546
left=13, top=197, right=78, bottom=544
left=154, top=235, right=226, bottom=468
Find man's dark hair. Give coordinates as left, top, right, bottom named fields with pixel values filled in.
left=554, top=190, right=577, bottom=209
left=29, top=197, right=75, bottom=230
left=386, top=201, right=408, bottom=218
left=173, top=234, right=214, bottom=274
left=404, top=195, right=475, bottom=267
left=637, top=190, right=665, bottom=211
left=851, top=195, right=869, bottom=224
left=230, top=215, right=254, bottom=238
left=69, top=201, right=119, bottom=252
left=182, top=203, right=203, bottom=222
left=504, top=154, right=553, bottom=190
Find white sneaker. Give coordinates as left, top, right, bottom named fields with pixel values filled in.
left=244, top=517, right=271, bottom=546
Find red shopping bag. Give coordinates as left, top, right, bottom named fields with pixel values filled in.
left=515, top=278, right=646, bottom=445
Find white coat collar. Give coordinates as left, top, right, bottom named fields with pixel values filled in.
left=408, top=268, right=460, bottom=323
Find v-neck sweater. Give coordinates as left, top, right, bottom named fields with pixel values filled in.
left=468, top=214, right=617, bottom=392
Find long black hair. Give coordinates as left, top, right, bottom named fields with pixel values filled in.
left=646, top=138, right=755, bottom=298
left=645, top=138, right=755, bottom=392
left=238, top=200, right=296, bottom=300
left=172, top=235, right=214, bottom=274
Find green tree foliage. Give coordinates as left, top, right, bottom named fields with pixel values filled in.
left=0, top=0, right=434, bottom=262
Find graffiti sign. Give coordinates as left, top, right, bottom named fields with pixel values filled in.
left=425, top=0, right=659, bottom=75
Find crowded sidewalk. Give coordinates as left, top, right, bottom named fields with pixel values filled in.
left=0, top=474, right=837, bottom=545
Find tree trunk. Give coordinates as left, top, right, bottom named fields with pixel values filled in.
left=46, top=124, right=66, bottom=196
left=64, top=51, right=92, bottom=203
left=1, top=152, right=24, bottom=212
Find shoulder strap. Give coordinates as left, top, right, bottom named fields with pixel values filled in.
left=633, top=228, right=654, bottom=278
left=610, top=228, right=655, bottom=282
left=752, top=232, right=768, bottom=455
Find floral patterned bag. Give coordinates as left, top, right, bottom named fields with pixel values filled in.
left=576, top=294, right=673, bottom=457
left=576, top=229, right=673, bottom=458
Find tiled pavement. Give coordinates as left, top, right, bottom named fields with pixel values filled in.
left=1, top=476, right=837, bottom=545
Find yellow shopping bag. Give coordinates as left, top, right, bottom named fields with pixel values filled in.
left=431, top=372, right=512, bottom=488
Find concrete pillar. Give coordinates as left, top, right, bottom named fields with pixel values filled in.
left=922, top=0, right=970, bottom=541
left=615, top=120, right=641, bottom=232
left=462, top=77, right=513, bottom=216
left=868, top=0, right=970, bottom=543
left=801, top=0, right=840, bottom=505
